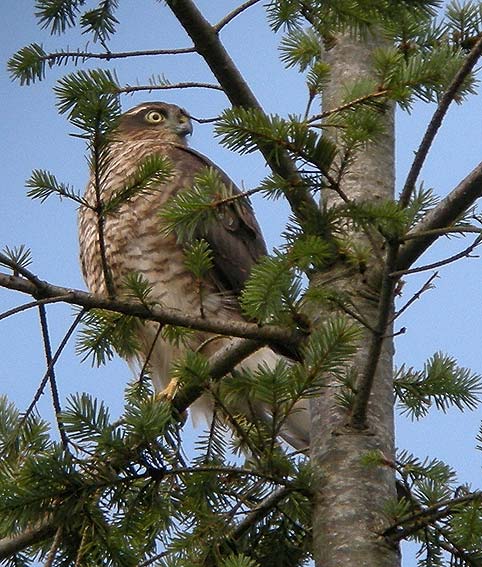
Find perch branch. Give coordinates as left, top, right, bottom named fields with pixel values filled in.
left=0, top=272, right=303, bottom=350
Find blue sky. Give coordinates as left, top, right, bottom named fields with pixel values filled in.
left=1, top=1, right=482, bottom=563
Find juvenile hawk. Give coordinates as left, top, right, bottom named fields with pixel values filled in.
left=79, top=101, right=309, bottom=449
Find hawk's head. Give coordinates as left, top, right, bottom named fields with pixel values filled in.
left=117, top=102, right=193, bottom=142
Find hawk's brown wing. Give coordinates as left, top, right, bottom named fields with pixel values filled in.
left=170, top=145, right=268, bottom=297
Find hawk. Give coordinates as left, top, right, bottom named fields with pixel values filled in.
left=79, top=101, right=309, bottom=449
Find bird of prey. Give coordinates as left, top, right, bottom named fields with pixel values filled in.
left=78, top=101, right=309, bottom=449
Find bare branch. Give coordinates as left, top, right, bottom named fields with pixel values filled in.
left=214, top=0, right=262, bottom=32
left=0, top=295, right=71, bottom=322
left=399, top=35, right=482, bottom=207
left=397, top=161, right=482, bottom=272
left=393, top=235, right=482, bottom=277
left=37, top=47, right=196, bottom=65
left=0, top=272, right=303, bottom=349
left=44, top=526, right=63, bottom=567
left=392, top=271, right=438, bottom=322
left=38, top=305, right=70, bottom=451
left=138, top=324, right=163, bottom=384
left=20, top=310, right=85, bottom=429
left=117, top=82, right=224, bottom=95
left=403, top=226, right=482, bottom=240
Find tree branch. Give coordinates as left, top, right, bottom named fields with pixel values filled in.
left=392, top=235, right=482, bottom=277
left=163, top=0, right=322, bottom=226
left=116, top=81, right=224, bottom=94
left=214, top=0, right=262, bottom=32
left=399, top=35, right=482, bottom=207
left=0, top=295, right=71, bottom=322
left=392, top=271, right=438, bottom=322
left=0, top=272, right=303, bottom=350
left=228, top=486, right=295, bottom=542
left=383, top=492, right=482, bottom=542
left=20, top=310, right=85, bottom=428
left=349, top=245, right=398, bottom=429
left=396, top=161, right=482, bottom=272
left=29, top=45, right=196, bottom=66
left=174, top=338, right=263, bottom=414
left=38, top=305, right=70, bottom=451
left=0, top=521, right=56, bottom=560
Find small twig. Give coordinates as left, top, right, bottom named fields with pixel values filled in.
left=383, top=327, right=406, bottom=339
left=210, top=386, right=263, bottom=460
left=391, top=235, right=482, bottom=277
left=74, top=522, right=89, bottom=567
left=214, top=0, right=262, bottom=32
left=117, top=82, right=224, bottom=94
left=0, top=295, right=71, bottom=322
left=402, top=226, right=482, bottom=241
left=189, top=114, right=220, bottom=124
left=138, top=323, right=163, bottom=384
left=399, top=35, right=482, bottom=208
left=328, top=297, right=375, bottom=331
left=38, top=47, right=196, bottom=65
left=435, top=525, right=482, bottom=567
left=38, top=305, right=70, bottom=451
left=308, top=89, right=389, bottom=121
left=91, top=131, right=115, bottom=298
left=19, top=310, right=85, bottom=429
left=392, top=272, right=438, bottom=322
left=211, top=185, right=266, bottom=207
left=44, top=526, right=63, bottom=567
left=138, top=550, right=170, bottom=567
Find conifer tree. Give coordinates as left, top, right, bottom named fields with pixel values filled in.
left=2, top=1, right=482, bottom=566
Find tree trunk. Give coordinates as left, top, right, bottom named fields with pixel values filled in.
left=310, top=33, right=400, bottom=567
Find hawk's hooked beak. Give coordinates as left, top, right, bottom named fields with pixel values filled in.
left=176, top=119, right=193, bottom=137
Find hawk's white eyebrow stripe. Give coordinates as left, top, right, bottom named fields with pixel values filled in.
left=123, top=105, right=161, bottom=115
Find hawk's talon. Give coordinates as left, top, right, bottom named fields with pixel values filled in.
left=157, top=377, right=179, bottom=401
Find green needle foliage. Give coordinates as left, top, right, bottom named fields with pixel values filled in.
left=184, top=239, right=215, bottom=280
left=76, top=309, right=142, bottom=365
left=216, top=108, right=337, bottom=174
left=0, top=245, right=33, bottom=271
left=395, top=353, right=482, bottom=419
left=159, top=168, right=239, bottom=242
left=102, top=155, right=174, bottom=215
left=26, top=169, right=86, bottom=206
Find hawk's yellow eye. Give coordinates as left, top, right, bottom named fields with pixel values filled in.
left=145, top=110, right=165, bottom=124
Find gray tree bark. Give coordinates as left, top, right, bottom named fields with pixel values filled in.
left=310, top=33, right=400, bottom=567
